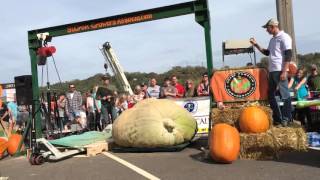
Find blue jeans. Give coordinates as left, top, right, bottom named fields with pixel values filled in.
left=268, top=71, right=292, bottom=124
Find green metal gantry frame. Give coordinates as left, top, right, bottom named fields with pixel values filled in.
left=28, top=0, right=213, bottom=138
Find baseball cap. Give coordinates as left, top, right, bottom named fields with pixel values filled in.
left=101, top=75, right=110, bottom=81
left=262, top=18, right=279, bottom=28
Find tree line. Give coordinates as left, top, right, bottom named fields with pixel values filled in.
left=42, top=52, right=320, bottom=95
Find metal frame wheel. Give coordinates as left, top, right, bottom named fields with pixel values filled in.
left=29, top=154, right=36, bottom=165
left=35, top=155, right=45, bottom=165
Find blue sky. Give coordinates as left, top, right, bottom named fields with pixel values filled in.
left=0, top=0, right=319, bottom=84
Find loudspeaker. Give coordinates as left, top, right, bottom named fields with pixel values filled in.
left=15, top=75, right=33, bottom=106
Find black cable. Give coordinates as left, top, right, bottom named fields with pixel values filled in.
left=51, top=55, right=63, bottom=86
left=46, top=60, right=49, bottom=88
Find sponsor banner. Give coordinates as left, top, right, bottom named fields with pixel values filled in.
left=174, top=96, right=210, bottom=134
left=67, top=14, right=153, bottom=34
left=211, top=68, right=268, bottom=102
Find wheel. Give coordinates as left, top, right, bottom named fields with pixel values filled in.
left=35, top=155, right=45, bottom=165
left=29, top=154, right=36, bottom=165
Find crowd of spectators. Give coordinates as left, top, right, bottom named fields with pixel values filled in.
left=288, top=64, right=320, bottom=131
left=34, top=73, right=211, bottom=132
left=2, top=64, right=320, bottom=133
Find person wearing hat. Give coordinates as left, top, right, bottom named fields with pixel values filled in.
left=250, top=18, right=293, bottom=127
left=96, top=76, right=116, bottom=128
left=307, top=64, right=320, bottom=97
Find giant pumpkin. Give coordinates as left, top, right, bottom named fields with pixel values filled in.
left=113, top=98, right=197, bottom=148
left=239, top=106, right=269, bottom=133
left=209, top=123, right=240, bottom=163
left=7, top=134, right=23, bottom=155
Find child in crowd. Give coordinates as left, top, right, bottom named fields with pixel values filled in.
left=127, top=95, right=135, bottom=109
left=288, top=68, right=312, bottom=129
left=115, top=94, right=128, bottom=115
left=133, top=85, right=146, bottom=103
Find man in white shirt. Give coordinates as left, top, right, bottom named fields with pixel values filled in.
left=250, top=18, right=293, bottom=127
left=147, top=78, right=161, bottom=98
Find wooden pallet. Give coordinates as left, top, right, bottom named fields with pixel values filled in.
left=84, top=141, right=108, bottom=157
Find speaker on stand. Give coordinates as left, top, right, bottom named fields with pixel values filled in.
left=14, top=75, right=33, bottom=106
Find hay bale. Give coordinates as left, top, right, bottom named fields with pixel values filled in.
left=270, top=126, right=307, bottom=152
left=211, top=105, right=273, bottom=128
left=211, top=108, right=240, bottom=126
left=240, top=132, right=277, bottom=160
left=239, top=126, right=308, bottom=160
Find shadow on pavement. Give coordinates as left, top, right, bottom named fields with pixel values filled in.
left=274, top=149, right=320, bottom=168
left=189, top=138, right=320, bottom=168
left=189, top=150, right=218, bottom=164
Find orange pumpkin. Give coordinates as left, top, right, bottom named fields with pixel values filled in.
left=209, top=123, right=240, bottom=163
left=239, top=106, right=269, bottom=133
left=7, top=134, right=23, bottom=155
left=0, top=137, right=8, bottom=158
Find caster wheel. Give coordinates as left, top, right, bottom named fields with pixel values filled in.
left=35, top=155, right=45, bottom=165
left=29, top=154, right=36, bottom=165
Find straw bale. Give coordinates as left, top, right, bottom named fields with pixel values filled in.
left=240, top=132, right=277, bottom=160
left=270, top=126, right=307, bottom=152
left=239, top=126, right=307, bottom=160
left=211, top=105, right=273, bottom=128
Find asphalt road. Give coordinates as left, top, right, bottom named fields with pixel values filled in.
left=1, top=141, right=320, bottom=180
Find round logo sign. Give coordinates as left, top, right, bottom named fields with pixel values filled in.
left=183, top=101, right=198, bottom=114
left=224, top=71, right=256, bottom=99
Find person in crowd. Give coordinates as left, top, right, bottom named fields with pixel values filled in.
left=96, top=76, right=115, bottom=128
left=56, top=94, right=68, bottom=130
left=140, top=82, right=149, bottom=99
left=250, top=18, right=293, bottom=127
left=50, top=94, right=59, bottom=130
left=127, top=95, right=135, bottom=109
left=147, top=78, right=161, bottom=99
left=307, top=64, right=320, bottom=98
left=171, top=75, right=185, bottom=98
left=115, top=94, right=128, bottom=115
left=160, top=77, right=177, bottom=99
left=197, top=72, right=210, bottom=96
left=0, top=101, right=11, bottom=136
left=246, top=62, right=254, bottom=67
left=110, top=91, right=119, bottom=122
left=184, top=79, right=196, bottom=98
left=86, top=90, right=95, bottom=130
left=17, top=105, right=28, bottom=131
left=93, top=85, right=102, bottom=131
left=289, top=68, right=309, bottom=100
left=7, top=97, right=18, bottom=132
left=133, top=85, right=146, bottom=103
left=288, top=68, right=312, bottom=129
left=65, top=84, right=83, bottom=129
